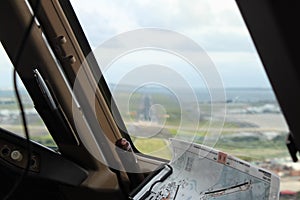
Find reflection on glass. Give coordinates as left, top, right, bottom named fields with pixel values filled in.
left=70, top=0, right=298, bottom=196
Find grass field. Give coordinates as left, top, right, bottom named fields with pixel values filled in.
left=1, top=91, right=295, bottom=198
left=1, top=91, right=289, bottom=163
left=133, top=132, right=288, bottom=162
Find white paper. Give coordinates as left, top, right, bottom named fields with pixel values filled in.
left=132, top=138, right=280, bottom=200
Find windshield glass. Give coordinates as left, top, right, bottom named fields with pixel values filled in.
left=71, top=0, right=297, bottom=195
left=0, top=43, right=57, bottom=148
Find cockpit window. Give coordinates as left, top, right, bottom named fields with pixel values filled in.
left=70, top=0, right=294, bottom=193
left=0, top=43, right=57, bottom=148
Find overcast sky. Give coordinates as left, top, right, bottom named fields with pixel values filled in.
left=0, top=0, right=272, bottom=89
left=70, top=0, right=272, bottom=89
